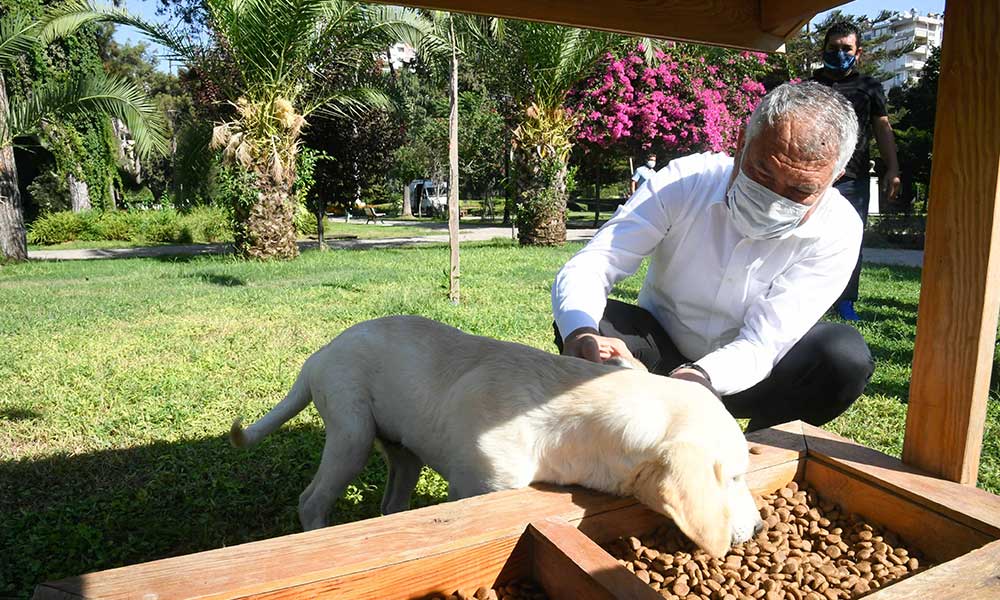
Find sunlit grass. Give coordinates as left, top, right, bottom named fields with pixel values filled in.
left=1, top=243, right=996, bottom=599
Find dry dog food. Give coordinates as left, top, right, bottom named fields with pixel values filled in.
left=604, top=481, right=929, bottom=600
left=427, top=579, right=548, bottom=600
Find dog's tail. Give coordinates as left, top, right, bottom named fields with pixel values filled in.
left=230, top=370, right=311, bottom=448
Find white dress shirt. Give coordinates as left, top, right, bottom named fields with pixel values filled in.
left=552, top=152, right=863, bottom=395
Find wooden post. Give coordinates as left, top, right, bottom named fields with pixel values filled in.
left=902, top=0, right=1000, bottom=485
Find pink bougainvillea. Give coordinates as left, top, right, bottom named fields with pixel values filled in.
left=567, top=47, right=776, bottom=156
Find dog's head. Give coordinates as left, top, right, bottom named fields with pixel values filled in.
left=630, top=438, right=762, bottom=558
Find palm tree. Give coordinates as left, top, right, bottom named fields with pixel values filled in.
left=0, top=9, right=167, bottom=261
left=472, top=22, right=614, bottom=245
left=52, top=0, right=431, bottom=260
left=479, top=23, right=654, bottom=245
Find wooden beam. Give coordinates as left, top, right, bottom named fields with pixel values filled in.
left=759, top=0, right=845, bottom=38
left=864, top=539, right=1000, bottom=599
left=370, top=0, right=791, bottom=51
left=800, top=423, right=1000, bottom=540
left=902, top=0, right=1000, bottom=484
left=529, top=519, right=662, bottom=599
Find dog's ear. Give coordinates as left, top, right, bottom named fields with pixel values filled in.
left=630, top=443, right=732, bottom=558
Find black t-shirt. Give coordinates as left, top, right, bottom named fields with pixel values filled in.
left=811, top=68, right=888, bottom=181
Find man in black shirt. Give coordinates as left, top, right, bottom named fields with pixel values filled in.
left=812, top=22, right=900, bottom=322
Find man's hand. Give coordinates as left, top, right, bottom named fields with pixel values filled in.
left=562, top=327, right=636, bottom=364
left=881, top=168, right=901, bottom=204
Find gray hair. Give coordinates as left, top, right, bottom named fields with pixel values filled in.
left=745, top=82, right=859, bottom=177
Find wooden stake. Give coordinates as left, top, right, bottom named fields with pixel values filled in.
left=448, top=15, right=460, bottom=304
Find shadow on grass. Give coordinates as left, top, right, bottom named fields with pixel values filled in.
left=0, top=425, right=443, bottom=600
left=192, top=272, right=247, bottom=287
left=0, top=407, right=42, bottom=422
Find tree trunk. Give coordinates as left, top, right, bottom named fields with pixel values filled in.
left=593, top=156, right=602, bottom=228
left=233, top=177, right=299, bottom=260
left=513, top=146, right=568, bottom=246
left=68, top=173, right=91, bottom=212
left=316, top=209, right=326, bottom=250
left=502, top=140, right=511, bottom=226
left=402, top=183, right=413, bottom=218
left=447, top=18, right=460, bottom=304
left=0, top=73, right=27, bottom=261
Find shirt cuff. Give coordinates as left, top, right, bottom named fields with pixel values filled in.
left=554, top=310, right=601, bottom=343
left=693, top=349, right=766, bottom=397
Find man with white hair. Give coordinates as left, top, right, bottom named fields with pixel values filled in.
left=552, top=82, right=873, bottom=432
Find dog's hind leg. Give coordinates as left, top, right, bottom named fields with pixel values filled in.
left=298, top=410, right=375, bottom=531
left=377, top=439, right=424, bottom=514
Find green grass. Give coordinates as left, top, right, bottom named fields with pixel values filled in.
left=1, top=244, right=997, bottom=599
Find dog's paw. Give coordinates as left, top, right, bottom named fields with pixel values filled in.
left=229, top=418, right=246, bottom=447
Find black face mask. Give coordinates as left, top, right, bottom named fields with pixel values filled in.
left=823, top=49, right=857, bottom=75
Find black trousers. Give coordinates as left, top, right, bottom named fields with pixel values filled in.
left=834, top=177, right=871, bottom=303
left=554, top=299, right=874, bottom=431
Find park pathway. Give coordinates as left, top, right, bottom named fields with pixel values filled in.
left=26, top=221, right=924, bottom=268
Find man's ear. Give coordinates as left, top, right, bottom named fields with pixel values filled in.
left=631, top=443, right=732, bottom=558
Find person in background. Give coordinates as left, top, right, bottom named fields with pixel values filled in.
left=812, top=21, right=901, bottom=322
left=631, top=153, right=658, bottom=194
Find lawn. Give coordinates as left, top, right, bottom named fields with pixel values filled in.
left=1, top=241, right=997, bottom=599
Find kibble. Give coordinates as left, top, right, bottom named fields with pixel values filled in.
left=425, top=578, right=545, bottom=600
left=603, top=483, right=930, bottom=600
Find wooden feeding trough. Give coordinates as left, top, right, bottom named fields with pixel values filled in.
left=32, top=422, right=1000, bottom=599
left=32, top=0, right=1000, bottom=598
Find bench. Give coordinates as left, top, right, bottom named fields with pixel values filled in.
left=364, top=206, right=386, bottom=224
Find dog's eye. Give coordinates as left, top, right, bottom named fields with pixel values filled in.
left=731, top=474, right=743, bottom=483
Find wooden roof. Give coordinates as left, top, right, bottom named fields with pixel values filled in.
left=374, top=0, right=849, bottom=50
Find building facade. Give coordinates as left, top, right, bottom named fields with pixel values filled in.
left=866, top=10, right=944, bottom=92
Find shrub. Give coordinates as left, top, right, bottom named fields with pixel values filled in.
left=180, top=206, right=233, bottom=243
left=123, top=187, right=158, bottom=210
left=294, top=203, right=318, bottom=236
left=28, top=208, right=235, bottom=246
left=96, top=211, right=140, bottom=241
left=26, top=171, right=71, bottom=214
left=139, top=209, right=187, bottom=243
left=27, top=211, right=85, bottom=244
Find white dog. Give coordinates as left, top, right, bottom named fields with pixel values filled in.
left=231, top=316, right=763, bottom=557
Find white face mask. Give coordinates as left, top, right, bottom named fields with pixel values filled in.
left=646, top=161, right=656, bottom=169
left=726, top=168, right=810, bottom=240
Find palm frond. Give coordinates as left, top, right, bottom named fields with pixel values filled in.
left=0, top=13, right=40, bottom=71
left=41, top=0, right=197, bottom=61
left=306, top=87, right=392, bottom=121
left=6, top=73, right=169, bottom=159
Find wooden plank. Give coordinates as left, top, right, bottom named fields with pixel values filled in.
left=801, top=423, right=1000, bottom=539
left=366, top=0, right=843, bottom=51
left=239, top=535, right=526, bottom=600
left=31, top=423, right=809, bottom=600
left=32, top=485, right=632, bottom=600
left=803, top=459, right=993, bottom=563
left=759, top=0, right=839, bottom=38
left=901, top=0, right=1000, bottom=484
left=745, top=419, right=807, bottom=458
left=529, top=519, right=662, bottom=600
left=865, top=539, right=1000, bottom=599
